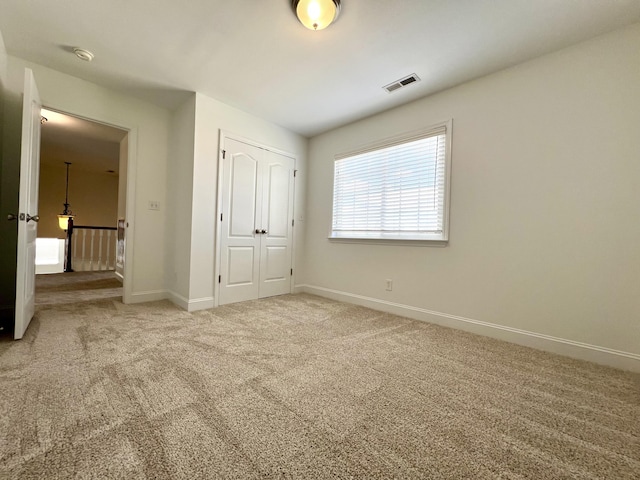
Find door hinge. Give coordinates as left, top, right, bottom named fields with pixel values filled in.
left=218, top=275, right=221, bottom=284
left=292, top=219, right=294, bottom=227
left=222, top=150, right=226, bottom=159
left=293, top=169, right=298, bottom=177
left=220, top=213, right=223, bottom=221
left=290, top=268, right=293, bottom=276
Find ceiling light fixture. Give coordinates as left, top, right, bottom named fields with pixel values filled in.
left=73, top=47, right=94, bottom=62
left=292, top=0, right=341, bottom=31
left=58, top=162, right=75, bottom=231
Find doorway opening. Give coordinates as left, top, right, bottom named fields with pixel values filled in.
left=35, top=108, right=128, bottom=306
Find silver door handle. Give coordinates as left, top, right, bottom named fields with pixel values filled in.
left=26, top=214, right=39, bottom=223
left=7, top=214, right=18, bottom=221
left=261, top=229, right=267, bottom=234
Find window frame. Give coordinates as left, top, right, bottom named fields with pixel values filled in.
left=329, top=120, right=452, bottom=246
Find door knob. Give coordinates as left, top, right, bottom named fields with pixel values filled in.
left=26, top=214, right=40, bottom=223
left=7, top=214, right=18, bottom=221
left=261, top=229, right=267, bottom=234
left=255, top=229, right=261, bottom=234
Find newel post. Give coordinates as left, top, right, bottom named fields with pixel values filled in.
left=65, top=217, right=74, bottom=272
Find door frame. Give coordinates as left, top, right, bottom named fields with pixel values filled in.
left=214, top=130, right=297, bottom=307
left=39, top=104, right=138, bottom=304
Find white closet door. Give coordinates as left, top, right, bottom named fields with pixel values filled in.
left=259, top=150, right=295, bottom=298
left=218, top=138, right=263, bottom=305
left=218, top=137, right=295, bottom=306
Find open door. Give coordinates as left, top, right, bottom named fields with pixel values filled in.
left=14, top=68, right=41, bottom=339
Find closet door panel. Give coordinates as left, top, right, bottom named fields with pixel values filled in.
left=259, top=151, right=295, bottom=298
left=218, top=139, right=262, bottom=305
left=263, top=246, right=288, bottom=282
left=227, top=247, right=256, bottom=286
left=229, top=156, right=258, bottom=237
left=264, top=163, right=290, bottom=238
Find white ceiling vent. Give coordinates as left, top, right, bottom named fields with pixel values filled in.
left=383, top=74, right=421, bottom=93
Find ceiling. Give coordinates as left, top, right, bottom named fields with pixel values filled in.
left=40, top=109, right=126, bottom=175
left=2, top=1, right=640, bottom=137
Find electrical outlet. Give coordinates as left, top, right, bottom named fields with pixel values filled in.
left=148, top=200, right=160, bottom=211
left=385, top=279, right=393, bottom=291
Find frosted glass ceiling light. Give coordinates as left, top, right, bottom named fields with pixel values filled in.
left=292, top=0, right=341, bottom=31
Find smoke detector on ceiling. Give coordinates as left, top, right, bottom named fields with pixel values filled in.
left=73, top=48, right=94, bottom=62
left=383, top=74, right=421, bottom=93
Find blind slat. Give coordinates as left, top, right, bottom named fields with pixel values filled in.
left=332, top=129, right=448, bottom=239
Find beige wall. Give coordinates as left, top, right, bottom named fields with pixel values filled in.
left=165, top=93, right=308, bottom=311
left=117, top=135, right=128, bottom=220
left=38, top=162, right=118, bottom=239
left=0, top=29, right=20, bottom=319
left=8, top=55, right=171, bottom=302
left=115, top=135, right=128, bottom=278
left=162, top=93, right=308, bottom=311
left=302, top=24, right=640, bottom=370
left=166, top=94, right=196, bottom=302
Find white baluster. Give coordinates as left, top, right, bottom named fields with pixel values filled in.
left=113, top=234, right=118, bottom=270
left=105, top=230, right=112, bottom=270
left=98, top=229, right=104, bottom=270
left=72, top=231, right=78, bottom=268
left=90, top=230, right=96, bottom=271
left=81, top=230, right=87, bottom=271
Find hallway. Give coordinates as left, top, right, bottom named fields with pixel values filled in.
left=36, top=271, right=122, bottom=306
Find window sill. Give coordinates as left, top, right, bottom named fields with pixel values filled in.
left=328, top=236, right=448, bottom=247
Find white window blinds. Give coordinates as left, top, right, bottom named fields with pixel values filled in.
left=331, top=123, right=450, bottom=242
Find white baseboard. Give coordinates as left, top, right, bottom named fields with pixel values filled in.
left=297, top=284, right=640, bottom=373
left=128, top=289, right=167, bottom=304
left=167, top=291, right=189, bottom=310
left=187, top=297, right=215, bottom=312
left=167, top=291, right=215, bottom=312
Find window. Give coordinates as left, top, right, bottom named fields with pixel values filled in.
left=331, top=121, right=451, bottom=243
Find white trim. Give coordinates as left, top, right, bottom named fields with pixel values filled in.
left=330, top=119, right=452, bottom=243
left=213, top=130, right=225, bottom=308
left=186, top=297, right=214, bottom=312
left=219, top=130, right=299, bottom=159
left=129, top=289, right=167, bottom=304
left=38, top=104, right=138, bottom=305
left=168, top=290, right=214, bottom=312
left=122, top=128, right=138, bottom=305
left=335, top=120, right=449, bottom=160
left=167, top=291, right=189, bottom=309
left=327, top=237, right=448, bottom=247
left=297, top=284, right=640, bottom=373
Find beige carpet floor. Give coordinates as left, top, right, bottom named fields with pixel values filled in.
left=35, top=271, right=122, bottom=305
left=0, top=277, right=638, bottom=478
